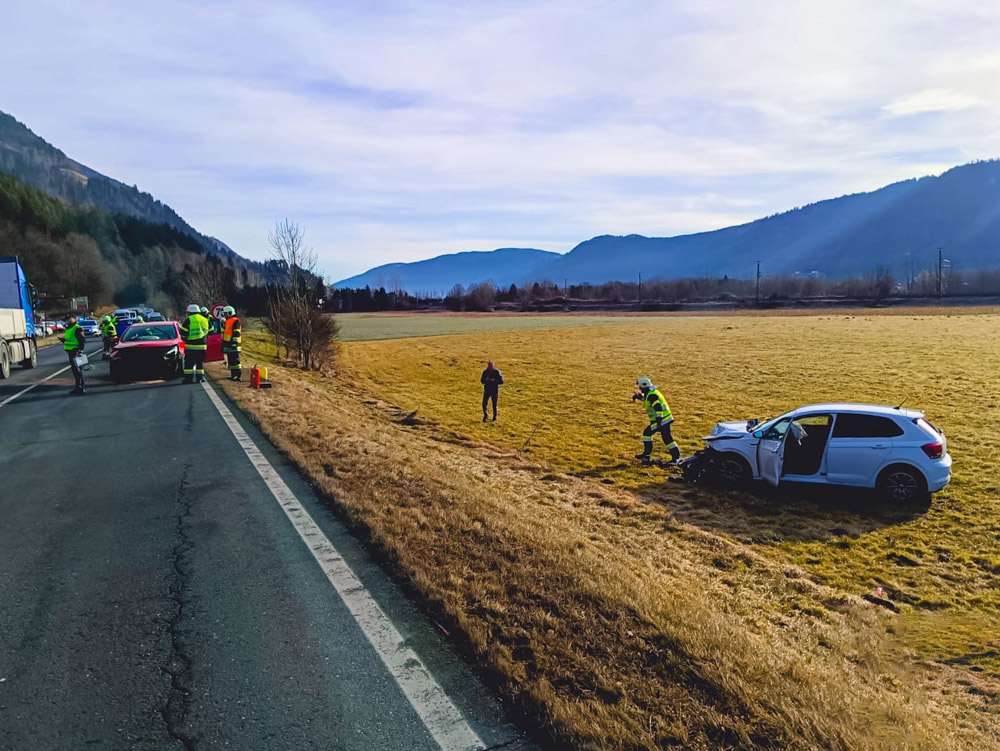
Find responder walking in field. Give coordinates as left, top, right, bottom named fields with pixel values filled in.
left=179, top=303, right=210, bottom=384
left=221, top=305, right=242, bottom=381
left=60, top=313, right=87, bottom=395
left=99, top=314, right=117, bottom=358
left=481, top=360, right=504, bottom=422
left=632, top=376, right=681, bottom=465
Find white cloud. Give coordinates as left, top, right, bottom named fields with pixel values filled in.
left=883, top=89, right=983, bottom=117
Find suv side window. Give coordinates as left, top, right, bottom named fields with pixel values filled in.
left=832, top=414, right=903, bottom=438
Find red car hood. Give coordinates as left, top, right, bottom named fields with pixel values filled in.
left=114, top=339, right=182, bottom=350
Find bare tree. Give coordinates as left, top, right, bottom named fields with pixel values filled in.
left=870, top=266, right=894, bottom=301
left=466, top=281, right=497, bottom=311
left=185, top=258, right=233, bottom=307
left=264, top=219, right=336, bottom=369
left=444, top=283, right=465, bottom=311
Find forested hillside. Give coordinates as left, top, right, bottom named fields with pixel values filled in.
left=0, top=111, right=239, bottom=261
left=0, top=172, right=259, bottom=314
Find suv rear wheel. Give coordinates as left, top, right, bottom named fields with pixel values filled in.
left=877, top=465, right=929, bottom=506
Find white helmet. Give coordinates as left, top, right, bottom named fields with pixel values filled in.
left=222, top=305, right=236, bottom=316
left=636, top=376, right=654, bottom=390
left=186, top=304, right=200, bottom=314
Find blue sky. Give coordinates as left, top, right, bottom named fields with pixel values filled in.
left=4, top=0, right=1000, bottom=281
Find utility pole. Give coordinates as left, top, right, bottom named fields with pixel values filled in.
left=937, top=247, right=943, bottom=297
left=755, top=260, right=761, bottom=303
left=637, top=272, right=642, bottom=305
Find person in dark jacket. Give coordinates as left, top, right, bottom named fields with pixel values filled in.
left=60, top=313, right=87, bottom=395
left=480, top=361, right=504, bottom=422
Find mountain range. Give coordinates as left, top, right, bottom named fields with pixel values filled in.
left=333, top=248, right=560, bottom=295
left=0, top=111, right=240, bottom=261
left=336, top=160, right=1000, bottom=292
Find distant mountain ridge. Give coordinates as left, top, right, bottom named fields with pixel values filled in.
left=334, top=248, right=560, bottom=295
left=0, top=111, right=240, bottom=261
left=540, top=161, right=1000, bottom=283
left=339, top=160, right=1000, bottom=291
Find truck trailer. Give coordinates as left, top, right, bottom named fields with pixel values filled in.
left=0, top=256, right=38, bottom=378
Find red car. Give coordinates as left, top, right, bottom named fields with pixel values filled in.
left=109, top=320, right=225, bottom=383
left=109, top=321, right=186, bottom=382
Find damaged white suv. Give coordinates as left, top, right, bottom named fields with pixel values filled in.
left=700, top=403, right=951, bottom=504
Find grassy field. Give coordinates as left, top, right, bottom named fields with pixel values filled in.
left=222, top=310, right=1000, bottom=749
left=334, top=312, right=637, bottom=340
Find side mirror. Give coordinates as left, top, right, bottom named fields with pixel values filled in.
left=752, top=430, right=764, bottom=439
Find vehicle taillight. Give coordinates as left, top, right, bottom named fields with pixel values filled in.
left=921, top=442, right=944, bottom=459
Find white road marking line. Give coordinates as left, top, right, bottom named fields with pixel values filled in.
left=0, top=348, right=104, bottom=409
left=200, top=380, right=486, bottom=751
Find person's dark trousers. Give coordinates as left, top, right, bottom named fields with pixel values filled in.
left=225, top=350, right=241, bottom=380
left=641, top=421, right=680, bottom=461
left=482, top=389, right=498, bottom=421
left=68, top=351, right=85, bottom=391
left=183, top=349, right=206, bottom=383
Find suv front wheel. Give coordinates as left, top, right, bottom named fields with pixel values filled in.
left=877, top=465, right=929, bottom=507
left=713, top=452, right=752, bottom=488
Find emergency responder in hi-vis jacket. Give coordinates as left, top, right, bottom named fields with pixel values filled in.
left=179, top=304, right=210, bottom=384
left=61, top=313, right=87, bottom=395
left=221, top=305, right=242, bottom=381
left=632, top=376, right=681, bottom=465
left=99, top=315, right=117, bottom=359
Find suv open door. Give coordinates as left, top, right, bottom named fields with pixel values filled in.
left=757, top=417, right=791, bottom=486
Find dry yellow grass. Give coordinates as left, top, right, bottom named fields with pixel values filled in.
left=343, top=312, right=1000, bottom=670
left=216, top=310, right=1000, bottom=749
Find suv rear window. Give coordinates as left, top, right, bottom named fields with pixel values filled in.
left=916, top=418, right=941, bottom=438
left=832, top=414, right=904, bottom=438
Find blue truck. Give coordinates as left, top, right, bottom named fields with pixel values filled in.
left=0, top=256, right=39, bottom=378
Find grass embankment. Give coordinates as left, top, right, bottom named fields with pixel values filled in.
left=215, top=312, right=1000, bottom=749
left=35, top=334, right=60, bottom=349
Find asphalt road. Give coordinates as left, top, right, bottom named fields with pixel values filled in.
left=0, top=346, right=533, bottom=750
